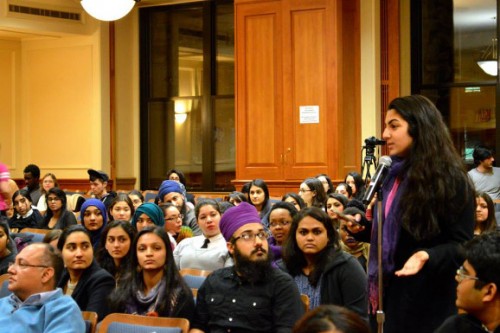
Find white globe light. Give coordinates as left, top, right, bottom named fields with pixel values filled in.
left=81, top=0, right=136, bottom=22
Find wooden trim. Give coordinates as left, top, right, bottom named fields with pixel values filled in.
left=12, top=178, right=140, bottom=192
left=109, top=21, right=117, bottom=191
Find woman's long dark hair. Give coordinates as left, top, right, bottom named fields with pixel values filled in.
left=95, top=220, right=136, bottom=277
left=345, top=172, right=366, bottom=200
left=282, top=207, right=340, bottom=287
left=388, top=95, right=474, bottom=240
left=42, top=188, right=67, bottom=223
left=302, top=178, right=327, bottom=208
left=248, top=179, right=270, bottom=210
left=109, top=227, right=191, bottom=316
left=475, top=192, right=497, bottom=234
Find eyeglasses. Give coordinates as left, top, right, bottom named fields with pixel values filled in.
left=456, top=266, right=479, bottom=283
left=9, top=261, right=49, bottom=270
left=269, top=221, right=291, bottom=228
left=47, top=197, right=61, bottom=202
left=165, top=214, right=183, bottom=223
left=233, top=231, right=269, bottom=243
left=298, top=189, right=312, bottom=193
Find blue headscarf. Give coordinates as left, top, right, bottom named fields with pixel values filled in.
left=131, top=203, right=165, bottom=229
left=157, top=180, right=186, bottom=202
left=80, top=198, right=108, bottom=248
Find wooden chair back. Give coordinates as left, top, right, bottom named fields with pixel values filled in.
left=0, top=273, right=11, bottom=298
left=19, top=228, right=51, bottom=235
left=98, top=313, right=189, bottom=333
left=179, top=268, right=212, bottom=277
left=81, top=311, right=98, bottom=333
left=300, top=294, right=310, bottom=312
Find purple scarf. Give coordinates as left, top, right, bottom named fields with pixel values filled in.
left=368, top=156, right=407, bottom=313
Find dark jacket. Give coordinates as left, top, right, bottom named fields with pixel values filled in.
left=57, top=260, right=115, bottom=321
left=9, top=209, right=43, bottom=230
left=278, top=250, right=368, bottom=320
left=38, top=209, right=77, bottom=230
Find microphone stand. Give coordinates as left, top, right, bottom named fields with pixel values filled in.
left=376, top=187, right=385, bottom=333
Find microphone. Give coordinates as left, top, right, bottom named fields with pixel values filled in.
left=362, top=156, right=392, bottom=204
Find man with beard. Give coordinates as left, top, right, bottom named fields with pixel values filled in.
left=157, top=180, right=201, bottom=235
left=190, top=202, right=304, bottom=333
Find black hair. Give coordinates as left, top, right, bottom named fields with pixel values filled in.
left=194, top=198, right=221, bottom=220
left=345, top=171, right=366, bottom=200
left=464, top=231, right=500, bottom=290
left=302, top=178, right=327, bottom=208
left=472, top=145, right=493, bottom=165
left=12, top=188, right=32, bottom=204
left=249, top=179, right=270, bottom=210
left=293, top=304, right=370, bottom=333
left=228, top=191, right=247, bottom=204
left=108, top=193, right=135, bottom=222
left=57, top=225, right=92, bottom=252
left=335, top=182, right=353, bottom=198
left=282, top=192, right=306, bottom=210
left=23, top=164, right=40, bottom=179
left=315, top=173, right=335, bottom=194
left=128, top=189, right=144, bottom=203
left=166, top=169, right=187, bottom=187
left=474, top=192, right=497, bottom=234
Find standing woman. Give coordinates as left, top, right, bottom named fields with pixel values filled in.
left=248, top=179, right=272, bottom=228
left=348, top=95, right=475, bottom=333
left=80, top=199, right=108, bottom=251
left=108, top=193, right=135, bottom=222
left=474, top=192, right=497, bottom=235
left=57, top=225, right=115, bottom=321
left=109, top=227, right=195, bottom=319
left=96, top=220, right=136, bottom=281
left=299, top=178, right=326, bottom=209
left=36, top=173, right=59, bottom=214
left=344, top=172, right=366, bottom=201
left=173, top=199, right=231, bottom=270
left=38, top=188, right=77, bottom=230
left=280, top=207, right=367, bottom=317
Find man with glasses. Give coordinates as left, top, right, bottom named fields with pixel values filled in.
left=436, top=232, right=500, bottom=333
left=0, top=243, right=85, bottom=332
left=190, top=202, right=304, bottom=333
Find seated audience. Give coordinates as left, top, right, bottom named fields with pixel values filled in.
left=160, top=203, right=184, bottom=248
left=268, top=201, right=297, bottom=262
left=282, top=192, right=306, bottom=211
left=109, top=227, right=195, bottom=319
left=315, top=173, right=335, bottom=195
left=108, top=193, right=135, bottom=222
left=435, top=232, right=500, bottom=333
left=131, top=202, right=165, bottom=232
left=339, top=207, right=370, bottom=272
left=190, top=202, right=304, bottom=333
left=174, top=199, right=231, bottom=270
left=9, top=189, right=43, bottom=232
left=36, top=172, right=59, bottom=215
left=248, top=179, right=273, bottom=228
left=23, top=164, right=42, bottom=206
left=474, top=191, right=497, bottom=235
left=0, top=243, right=85, bottom=332
left=299, top=178, right=327, bottom=208
left=335, top=182, right=353, bottom=200
left=157, top=180, right=200, bottom=235
left=80, top=198, right=108, bottom=251
left=228, top=191, right=247, bottom=206
left=293, top=304, right=370, bottom=333
left=166, top=168, right=196, bottom=206
left=280, top=207, right=367, bottom=318
left=345, top=172, right=366, bottom=201
left=87, top=169, right=116, bottom=209
left=42, top=229, right=63, bottom=252
left=38, top=188, right=77, bottom=230
left=0, top=220, right=16, bottom=274
left=127, top=189, right=144, bottom=209
left=96, top=220, right=136, bottom=282
left=325, top=193, right=348, bottom=221
left=57, top=225, right=115, bottom=321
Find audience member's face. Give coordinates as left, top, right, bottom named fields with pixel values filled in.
left=110, top=201, right=132, bottom=221
left=13, top=194, right=31, bottom=216
left=162, top=192, right=184, bottom=209
left=135, top=214, right=155, bottom=232
left=339, top=220, right=359, bottom=249
left=284, top=197, right=301, bottom=211
left=128, top=194, right=143, bottom=209
left=326, top=197, right=344, bottom=219
left=383, top=109, right=413, bottom=157
left=105, top=226, right=131, bottom=263
left=317, top=176, right=330, bottom=194
left=23, top=172, right=39, bottom=190
left=42, top=176, right=56, bottom=192
left=229, top=223, right=269, bottom=263
left=62, top=232, right=93, bottom=272
left=137, top=232, right=167, bottom=272
left=168, top=173, right=180, bottom=182
left=249, top=185, right=265, bottom=207
left=480, top=156, right=494, bottom=170
left=7, top=244, right=49, bottom=301
left=269, top=208, right=292, bottom=246
left=83, top=206, right=104, bottom=231
left=345, top=175, right=357, bottom=195
left=164, top=206, right=182, bottom=235
left=455, top=260, right=484, bottom=315
left=89, top=179, right=106, bottom=197
left=47, top=194, right=63, bottom=212
left=475, top=196, right=488, bottom=224
left=335, top=185, right=349, bottom=198
left=299, top=183, right=315, bottom=206
left=296, top=216, right=328, bottom=256
left=0, top=227, right=8, bottom=257
left=197, top=204, right=221, bottom=238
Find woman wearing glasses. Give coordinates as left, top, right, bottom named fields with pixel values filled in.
left=279, top=207, right=367, bottom=317
left=160, top=203, right=185, bottom=248
left=36, top=173, right=59, bottom=215
left=268, top=201, right=297, bottom=262
left=173, top=199, right=231, bottom=270
left=109, top=226, right=195, bottom=319
left=38, top=188, right=77, bottom=230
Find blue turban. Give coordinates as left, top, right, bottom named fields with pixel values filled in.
left=157, top=180, right=186, bottom=202
left=131, top=203, right=165, bottom=229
